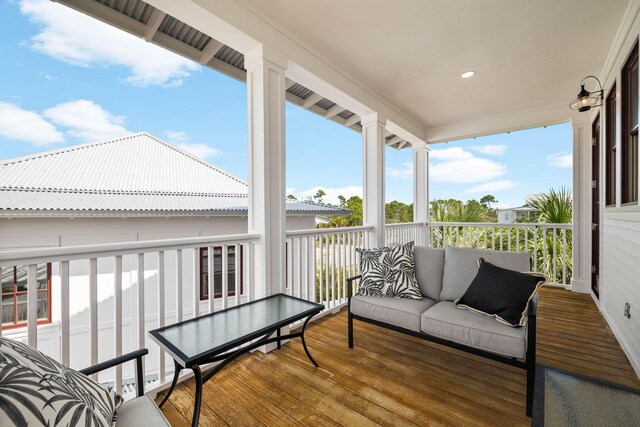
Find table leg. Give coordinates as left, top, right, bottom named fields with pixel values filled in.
left=277, top=328, right=281, bottom=349
left=191, top=365, right=203, bottom=427
left=158, top=360, right=182, bottom=408
left=300, top=315, right=319, bottom=367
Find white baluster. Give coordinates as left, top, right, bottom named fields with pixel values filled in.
left=114, top=255, right=123, bottom=394
left=60, top=261, right=70, bottom=366
left=158, top=251, right=166, bottom=384
left=27, top=264, right=37, bottom=348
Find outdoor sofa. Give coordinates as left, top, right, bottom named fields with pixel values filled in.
left=347, top=246, right=538, bottom=417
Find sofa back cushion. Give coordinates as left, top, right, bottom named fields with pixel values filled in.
left=440, top=247, right=531, bottom=301
left=414, top=246, right=445, bottom=300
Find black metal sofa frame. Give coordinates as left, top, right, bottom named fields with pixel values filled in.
left=346, top=275, right=537, bottom=417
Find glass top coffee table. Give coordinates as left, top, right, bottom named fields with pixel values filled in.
left=149, top=293, right=324, bottom=427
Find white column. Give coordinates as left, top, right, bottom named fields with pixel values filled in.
left=245, top=44, right=287, bottom=298
left=361, top=113, right=386, bottom=247
left=571, top=118, right=591, bottom=294
left=413, top=141, right=429, bottom=246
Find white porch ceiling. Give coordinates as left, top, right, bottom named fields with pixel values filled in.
left=243, top=0, right=629, bottom=132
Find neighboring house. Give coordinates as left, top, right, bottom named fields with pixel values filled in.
left=497, top=206, right=534, bottom=223
left=0, top=132, right=347, bottom=375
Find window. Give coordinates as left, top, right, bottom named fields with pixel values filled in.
left=199, top=246, right=243, bottom=300
left=606, top=85, right=617, bottom=206
left=622, top=41, right=639, bottom=205
left=1, top=264, right=52, bottom=330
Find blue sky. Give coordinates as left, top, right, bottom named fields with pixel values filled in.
left=0, top=0, right=572, bottom=209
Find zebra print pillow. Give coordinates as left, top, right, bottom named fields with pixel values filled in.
left=357, top=241, right=422, bottom=299
left=0, top=337, right=123, bottom=427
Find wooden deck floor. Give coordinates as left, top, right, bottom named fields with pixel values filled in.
left=157, top=287, right=640, bottom=426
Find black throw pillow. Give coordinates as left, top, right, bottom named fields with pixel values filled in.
left=455, top=257, right=547, bottom=327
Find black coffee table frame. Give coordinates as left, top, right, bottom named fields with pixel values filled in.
left=149, top=294, right=323, bottom=427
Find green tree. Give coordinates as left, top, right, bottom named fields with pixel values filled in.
left=526, top=187, right=572, bottom=224
left=430, top=199, right=487, bottom=222
left=314, top=189, right=326, bottom=204
left=480, top=194, right=498, bottom=209
left=385, top=200, right=414, bottom=224
left=287, top=194, right=297, bottom=200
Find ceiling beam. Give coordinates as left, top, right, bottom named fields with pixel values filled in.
left=324, top=104, right=345, bottom=119
left=397, top=140, right=409, bottom=149
left=286, top=79, right=297, bottom=89
left=343, top=114, right=360, bottom=127
left=144, top=9, right=166, bottom=41
left=302, top=93, right=324, bottom=109
left=385, top=136, right=402, bottom=146
left=199, top=38, right=224, bottom=65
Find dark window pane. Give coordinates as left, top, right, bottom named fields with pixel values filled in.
left=1, top=295, right=14, bottom=325
left=15, top=267, right=27, bottom=293
left=37, top=291, right=48, bottom=320
left=632, top=63, right=639, bottom=129
left=1, top=268, right=13, bottom=294
left=36, top=265, right=48, bottom=290
left=16, top=293, right=27, bottom=323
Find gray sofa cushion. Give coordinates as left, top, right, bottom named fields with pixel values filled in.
left=440, top=247, right=531, bottom=301
left=117, top=395, right=170, bottom=427
left=420, top=301, right=527, bottom=358
left=351, top=295, right=436, bottom=332
left=414, top=246, right=445, bottom=301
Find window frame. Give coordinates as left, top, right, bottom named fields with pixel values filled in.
left=199, top=246, right=244, bottom=301
left=621, top=39, right=639, bottom=205
left=606, top=84, right=618, bottom=207
left=1, top=264, right=52, bottom=331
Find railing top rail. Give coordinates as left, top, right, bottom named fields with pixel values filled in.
left=427, top=221, right=572, bottom=229
left=384, top=222, right=425, bottom=228
left=286, top=225, right=374, bottom=237
left=0, top=233, right=260, bottom=267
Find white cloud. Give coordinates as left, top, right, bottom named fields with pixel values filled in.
left=176, top=143, right=221, bottom=159
left=296, top=185, right=362, bottom=205
left=430, top=147, right=506, bottom=183
left=430, top=147, right=474, bottom=161
left=20, top=0, right=199, bottom=87
left=164, top=130, right=221, bottom=159
left=0, top=102, right=63, bottom=146
left=164, top=131, right=189, bottom=144
left=44, top=100, right=129, bottom=141
left=387, top=162, right=412, bottom=180
left=547, top=151, right=572, bottom=168
left=465, top=180, right=516, bottom=193
left=470, top=144, right=507, bottom=155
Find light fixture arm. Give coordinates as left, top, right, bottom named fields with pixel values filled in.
left=580, top=75, right=603, bottom=96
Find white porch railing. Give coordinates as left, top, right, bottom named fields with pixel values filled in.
left=0, top=233, right=259, bottom=396
left=385, top=222, right=426, bottom=246
left=286, top=225, right=372, bottom=310
left=383, top=221, right=573, bottom=286
left=427, top=222, right=573, bottom=285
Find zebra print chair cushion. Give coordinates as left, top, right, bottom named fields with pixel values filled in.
left=357, top=241, right=422, bottom=299
left=0, top=337, right=123, bottom=427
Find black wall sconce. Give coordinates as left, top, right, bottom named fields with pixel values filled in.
left=569, top=75, right=603, bottom=112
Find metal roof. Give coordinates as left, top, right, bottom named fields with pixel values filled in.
left=52, top=0, right=412, bottom=150
left=0, top=133, right=348, bottom=217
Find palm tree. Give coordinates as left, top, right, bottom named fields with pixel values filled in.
left=525, top=187, right=572, bottom=224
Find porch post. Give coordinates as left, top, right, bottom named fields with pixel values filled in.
left=413, top=141, right=429, bottom=245
left=245, top=45, right=287, bottom=298
left=361, top=113, right=386, bottom=248
left=571, top=118, right=591, bottom=294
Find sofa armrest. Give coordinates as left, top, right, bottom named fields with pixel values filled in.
left=528, top=294, right=538, bottom=317
left=346, top=275, right=362, bottom=299
left=80, top=348, right=149, bottom=397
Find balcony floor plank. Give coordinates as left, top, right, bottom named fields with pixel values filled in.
left=157, top=287, right=640, bottom=426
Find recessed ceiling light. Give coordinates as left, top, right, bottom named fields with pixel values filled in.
left=461, top=71, right=475, bottom=79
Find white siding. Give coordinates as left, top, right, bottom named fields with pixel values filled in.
left=600, top=214, right=640, bottom=374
